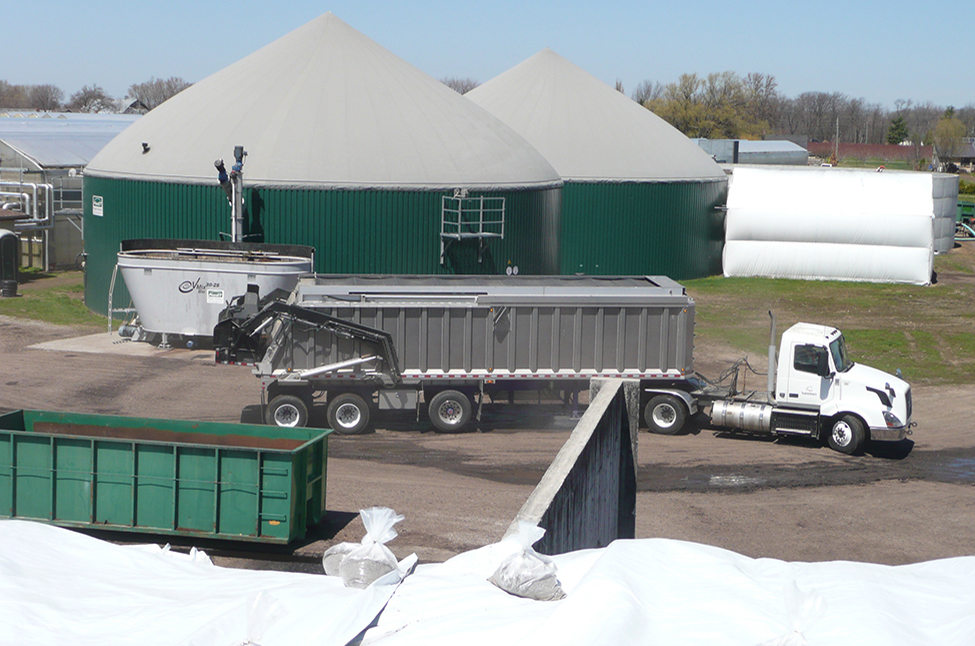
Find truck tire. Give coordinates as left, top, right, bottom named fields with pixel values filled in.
left=327, top=393, right=371, bottom=435
left=644, top=394, right=687, bottom=435
left=266, top=395, right=309, bottom=428
left=827, top=414, right=866, bottom=455
left=429, top=390, right=472, bottom=433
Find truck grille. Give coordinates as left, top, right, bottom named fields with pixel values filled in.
left=906, top=387, right=912, bottom=419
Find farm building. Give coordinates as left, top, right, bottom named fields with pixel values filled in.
left=83, top=13, right=562, bottom=316
left=694, top=139, right=809, bottom=166
left=0, top=111, right=139, bottom=269
left=466, top=49, right=728, bottom=279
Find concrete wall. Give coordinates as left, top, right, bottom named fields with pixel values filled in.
left=505, top=379, right=639, bottom=555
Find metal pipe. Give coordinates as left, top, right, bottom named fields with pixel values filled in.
left=13, top=183, right=55, bottom=230
left=767, top=310, right=777, bottom=402
left=0, top=181, right=39, bottom=218
left=0, top=191, right=30, bottom=215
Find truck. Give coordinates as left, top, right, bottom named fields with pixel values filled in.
left=213, top=274, right=913, bottom=455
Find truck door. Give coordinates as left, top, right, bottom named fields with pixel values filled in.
left=784, top=343, right=835, bottom=409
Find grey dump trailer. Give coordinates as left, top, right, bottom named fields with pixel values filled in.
left=214, top=275, right=695, bottom=434
left=214, top=274, right=913, bottom=454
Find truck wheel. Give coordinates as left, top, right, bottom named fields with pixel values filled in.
left=429, top=390, right=472, bottom=433
left=827, top=414, right=866, bottom=454
left=327, top=393, right=371, bottom=435
left=266, top=395, right=309, bottom=428
left=644, top=394, right=687, bottom=435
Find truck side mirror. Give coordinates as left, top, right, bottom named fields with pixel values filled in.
left=816, top=349, right=833, bottom=378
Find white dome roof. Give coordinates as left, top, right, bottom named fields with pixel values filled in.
left=86, top=14, right=560, bottom=190
left=466, top=49, right=725, bottom=182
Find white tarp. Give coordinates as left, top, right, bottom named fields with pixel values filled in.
left=3, top=520, right=975, bottom=645
left=723, top=166, right=960, bottom=285
left=466, top=49, right=726, bottom=183
left=0, top=520, right=411, bottom=646
left=85, top=14, right=561, bottom=191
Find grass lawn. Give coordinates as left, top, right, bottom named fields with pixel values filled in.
left=685, top=247, right=975, bottom=387
left=0, top=268, right=105, bottom=328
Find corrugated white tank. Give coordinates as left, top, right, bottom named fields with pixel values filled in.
left=723, top=166, right=959, bottom=285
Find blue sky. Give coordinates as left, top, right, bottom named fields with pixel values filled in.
left=6, top=1, right=973, bottom=109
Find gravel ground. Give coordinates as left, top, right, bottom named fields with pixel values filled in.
left=2, top=309, right=973, bottom=571
left=5, top=246, right=975, bottom=569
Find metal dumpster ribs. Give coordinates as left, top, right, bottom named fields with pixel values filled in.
left=0, top=410, right=331, bottom=544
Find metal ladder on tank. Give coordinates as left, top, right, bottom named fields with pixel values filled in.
left=440, top=189, right=505, bottom=265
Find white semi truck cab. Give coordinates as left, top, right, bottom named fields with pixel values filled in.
left=645, top=320, right=914, bottom=455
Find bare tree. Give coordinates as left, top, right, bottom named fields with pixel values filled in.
left=127, top=77, right=191, bottom=110
left=898, top=100, right=941, bottom=168
left=774, top=96, right=803, bottom=135
left=933, top=114, right=967, bottom=170
left=0, top=80, right=30, bottom=109
left=792, top=91, right=844, bottom=142
left=743, top=72, right=779, bottom=127
left=956, top=104, right=975, bottom=138
left=615, top=78, right=625, bottom=94
left=67, top=85, right=117, bottom=113
left=864, top=104, right=888, bottom=144
left=28, top=84, right=64, bottom=111
left=440, top=77, right=479, bottom=94
left=631, top=79, right=663, bottom=106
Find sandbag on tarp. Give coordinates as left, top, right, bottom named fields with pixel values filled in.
left=0, top=520, right=409, bottom=646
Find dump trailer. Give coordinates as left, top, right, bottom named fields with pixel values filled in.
left=215, top=274, right=695, bottom=434
left=214, top=275, right=914, bottom=455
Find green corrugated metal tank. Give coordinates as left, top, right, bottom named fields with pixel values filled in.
left=83, top=14, right=562, bottom=316
left=467, top=50, right=728, bottom=279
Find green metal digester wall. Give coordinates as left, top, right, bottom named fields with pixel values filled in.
left=82, top=175, right=562, bottom=318
left=559, top=178, right=728, bottom=279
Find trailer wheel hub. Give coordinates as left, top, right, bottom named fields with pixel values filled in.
left=335, top=403, right=363, bottom=429
left=438, top=402, right=462, bottom=424
left=653, top=403, right=677, bottom=429
left=273, top=404, right=301, bottom=427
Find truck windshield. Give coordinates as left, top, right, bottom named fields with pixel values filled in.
left=829, top=335, right=853, bottom=373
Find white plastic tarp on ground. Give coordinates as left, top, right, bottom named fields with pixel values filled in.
left=0, top=520, right=411, bottom=646
left=724, top=166, right=959, bottom=285
left=3, top=520, right=975, bottom=645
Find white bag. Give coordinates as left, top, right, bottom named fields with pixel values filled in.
left=339, top=507, right=405, bottom=589
left=321, top=542, right=358, bottom=576
left=489, top=522, right=566, bottom=601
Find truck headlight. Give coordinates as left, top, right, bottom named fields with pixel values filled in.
left=883, top=411, right=903, bottom=428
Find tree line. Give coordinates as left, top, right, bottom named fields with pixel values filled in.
left=443, top=73, right=973, bottom=162
left=0, top=77, right=191, bottom=113
left=628, top=72, right=974, bottom=166
left=6, top=72, right=972, bottom=161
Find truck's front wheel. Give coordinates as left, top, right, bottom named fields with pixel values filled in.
left=827, top=415, right=866, bottom=454
left=645, top=394, right=687, bottom=435
left=266, top=395, right=309, bottom=428
left=429, top=390, right=472, bottom=432
left=327, top=393, right=371, bottom=435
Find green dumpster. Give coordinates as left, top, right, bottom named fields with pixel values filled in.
left=0, top=410, right=331, bottom=544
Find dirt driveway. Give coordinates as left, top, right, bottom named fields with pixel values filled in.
left=2, top=308, right=973, bottom=570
